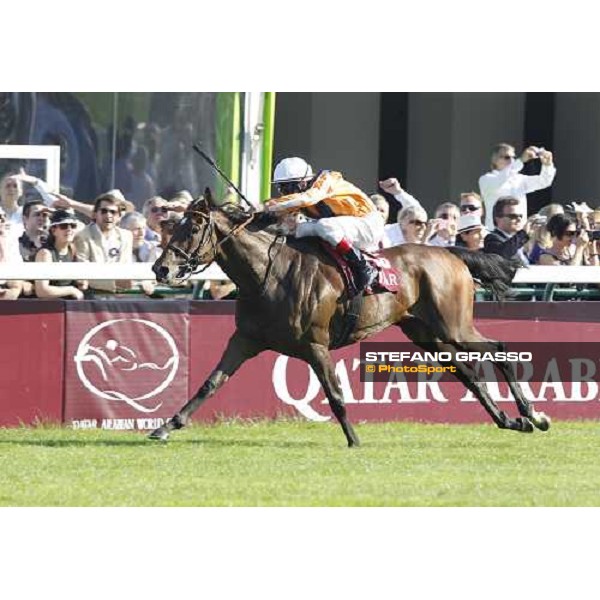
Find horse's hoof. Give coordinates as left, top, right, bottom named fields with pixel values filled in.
left=148, top=427, right=170, bottom=442
left=516, top=417, right=534, bottom=433
left=532, top=412, right=551, bottom=432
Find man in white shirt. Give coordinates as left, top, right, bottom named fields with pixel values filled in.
left=479, top=143, right=556, bottom=230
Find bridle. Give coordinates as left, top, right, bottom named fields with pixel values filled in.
left=167, top=204, right=255, bottom=281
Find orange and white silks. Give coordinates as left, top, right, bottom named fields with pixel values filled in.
left=266, top=171, right=374, bottom=218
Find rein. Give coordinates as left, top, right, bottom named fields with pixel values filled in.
left=261, top=232, right=286, bottom=296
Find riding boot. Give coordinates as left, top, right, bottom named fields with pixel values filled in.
left=335, top=239, right=377, bottom=294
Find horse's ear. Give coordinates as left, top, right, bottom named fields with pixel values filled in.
left=204, top=187, right=214, bottom=207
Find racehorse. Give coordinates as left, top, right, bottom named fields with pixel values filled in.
left=149, top=191, right=550, bottom=446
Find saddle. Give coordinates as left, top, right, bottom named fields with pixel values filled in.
left=320, top=242, right=402, bottom=297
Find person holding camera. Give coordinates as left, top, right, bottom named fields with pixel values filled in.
left=479, top=143, right=556, bottom=230
left=426, top=202, right=460, bottom=247
left=524, top=204, right=564, bottom=263
left=536, top=213, right=594, bottom=266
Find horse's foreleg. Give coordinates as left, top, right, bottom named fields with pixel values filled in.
left=307, top=344, right=360, bottom=448
left=148, top=331, right=263, bottom=441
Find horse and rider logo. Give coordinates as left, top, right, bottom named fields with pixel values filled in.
left=74, top=319, right=179, bottom=413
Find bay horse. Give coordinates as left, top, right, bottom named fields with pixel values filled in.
left=149, top=192, right=551, bottom=446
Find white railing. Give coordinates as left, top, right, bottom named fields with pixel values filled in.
left=0, top=263, right=598, bottom=285
left=511, top=266, right=600, bottom=285
left=0, top=263, right=228, bottom=281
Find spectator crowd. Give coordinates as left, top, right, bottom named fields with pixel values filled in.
left=0, top=166, right=195, bottom=301
left=1, top=141, right=598, bottom=301
left=372, top=143, right=600, bottom=271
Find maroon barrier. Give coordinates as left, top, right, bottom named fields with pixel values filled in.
left=188, top=302, right=600, bottom=425
left=3, top=300, right=600, bottom=429
left=0, top=301, right=64, bottom=426
left=63, top=302, right=189, bottom=431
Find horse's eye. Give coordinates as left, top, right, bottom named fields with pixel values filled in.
left=192, top=227, right=200, bottom=235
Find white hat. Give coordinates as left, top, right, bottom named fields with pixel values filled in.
left=273, top=157, right=314, bottom=183
left=458, top=213, right=483, bottom=234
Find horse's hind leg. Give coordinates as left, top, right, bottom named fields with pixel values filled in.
left=306, top=344, right=360, bottom=448
left=439, top=344, right=534, bottom=433
left=148, top=331, right=263, bottom=441
left=461, top=337, right=551, bottom=432
left=397, top=318, right=533, bottom=433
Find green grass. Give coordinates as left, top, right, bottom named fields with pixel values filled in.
left=0, top=420, right=599, bottom=506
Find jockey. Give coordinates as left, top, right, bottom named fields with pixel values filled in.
left=265, top=157, right=384, bottom=294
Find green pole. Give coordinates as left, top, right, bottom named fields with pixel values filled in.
left=215, top=92, right=241, bottom=202
left=260, top=92, right=276, bottom=203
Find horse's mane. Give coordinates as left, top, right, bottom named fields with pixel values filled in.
left=217, top=203, right=287, bottom=236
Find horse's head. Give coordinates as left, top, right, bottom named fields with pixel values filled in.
left=152, top=189, right=218, bottom=285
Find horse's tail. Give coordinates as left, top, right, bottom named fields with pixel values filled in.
left=447, top=247, right=520, bottom=300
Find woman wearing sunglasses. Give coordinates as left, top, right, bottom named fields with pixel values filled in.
left=381, top=205, right=429, bottom=248
left=35, top=209, right=88, bottom=299
left=536, top=213, right=589, bottom=266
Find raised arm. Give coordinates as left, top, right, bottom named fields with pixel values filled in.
left=15, top=169, right=56, bottom=206
left=379, top=178, right=425, bottom=211
left=522, top=151, right=556, bottom=194
left=52, top=194, right=94, bottom=220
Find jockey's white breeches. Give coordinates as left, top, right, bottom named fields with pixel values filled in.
left=295, top=211, right=384, bottom=251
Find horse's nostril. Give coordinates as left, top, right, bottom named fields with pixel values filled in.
left=154, top=266, right=170, bottom=281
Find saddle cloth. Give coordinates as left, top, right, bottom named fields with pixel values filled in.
left=320, top=242, right=401, bottom=296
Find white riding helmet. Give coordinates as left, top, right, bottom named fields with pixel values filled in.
left=272, top=157, right=314, bottom=183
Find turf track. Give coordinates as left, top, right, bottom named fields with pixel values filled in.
left=0, top=420, right=598, bottom=506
